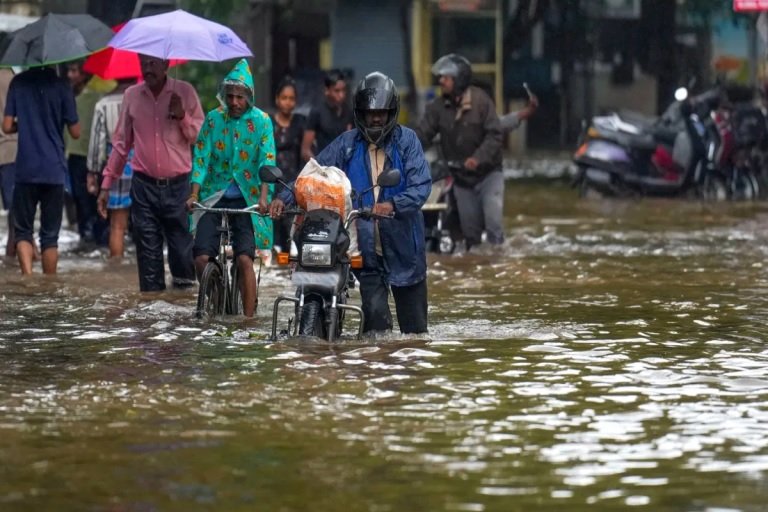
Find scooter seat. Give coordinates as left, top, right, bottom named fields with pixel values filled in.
left=617, top=110, right=657, bottom=130
left=603, top=131, right=657, bottom=151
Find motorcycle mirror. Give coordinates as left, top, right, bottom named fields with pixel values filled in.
left=674, top=87, right=689, bottom=102
left=377, top=168, right=402, bottom=188
left=258, top=165, right=283, bottom=183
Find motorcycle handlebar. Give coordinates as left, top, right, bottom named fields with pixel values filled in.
left=346, top=208, right=395, bottom=225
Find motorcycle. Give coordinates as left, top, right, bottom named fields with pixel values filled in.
left=573, top=87, right=727, bottom=200
left=259, top=165, right=401, bottom=342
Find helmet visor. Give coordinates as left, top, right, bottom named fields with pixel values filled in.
left=355, top=86, right=396, bottom=111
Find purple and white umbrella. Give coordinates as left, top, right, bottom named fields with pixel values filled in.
left=107, top=9, right=252, bottom=62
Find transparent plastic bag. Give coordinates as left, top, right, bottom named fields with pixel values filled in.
left=293, top=158, right=358, bottom=254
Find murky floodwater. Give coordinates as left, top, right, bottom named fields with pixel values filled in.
left=2, top=179, right=768, bottom=511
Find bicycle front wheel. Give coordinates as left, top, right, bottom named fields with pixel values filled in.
left=196, top=262, right=225, bottom=319
left=227, top=262, right=243, bottom=315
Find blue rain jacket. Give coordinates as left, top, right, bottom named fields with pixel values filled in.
left=280, top=126, right=431, bottom=287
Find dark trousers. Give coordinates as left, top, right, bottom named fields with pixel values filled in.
left=131, top=172, right=194, bottom=292
left=12, top=182, right=64, bottom=250
left=68, top=154, right=106, bottom=243
left=357, top=270, right=428, bottom=334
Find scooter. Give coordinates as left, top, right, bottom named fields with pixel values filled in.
left=259, top=165, right=401, bottom=342
left=423, top=159, right=458, bottom=254
left=573, top=87, right=727, bottom=199
left=709, top=101, right=765, bottom=200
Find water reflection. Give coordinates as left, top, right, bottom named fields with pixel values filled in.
left=1, top=183, right=768, bottom=510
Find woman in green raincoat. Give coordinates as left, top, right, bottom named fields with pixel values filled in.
left=187, top=59, right=276, bottom=317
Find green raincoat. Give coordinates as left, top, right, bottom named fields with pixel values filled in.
left=191, top=59, right=276, bottom=249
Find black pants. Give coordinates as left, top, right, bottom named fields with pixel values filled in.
left=357, top=269, right=428, bottom=334
left=68, top=154, right=106, bottom=243
left=131, top=172, right=194, bottom=292
left=193, top=195, right=255, bottom=259
left=12, top=182, right=64, bottom=250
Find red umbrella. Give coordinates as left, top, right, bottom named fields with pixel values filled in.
left=83, top=22, right=185, bottom=79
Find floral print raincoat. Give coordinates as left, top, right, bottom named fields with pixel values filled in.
left=191, top=59, right=276, bottom=249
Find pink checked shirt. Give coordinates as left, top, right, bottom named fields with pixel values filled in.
left=101, top=77, right=204, bottom=189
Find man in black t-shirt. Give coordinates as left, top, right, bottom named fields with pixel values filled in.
left=301, top=69, right=353, bottom=161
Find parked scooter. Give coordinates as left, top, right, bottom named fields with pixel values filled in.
left=259, top=165, right=401, bottom=342
left=708, top=96, right=765, bottom=200
left=573, top=87, right=727, bottom=199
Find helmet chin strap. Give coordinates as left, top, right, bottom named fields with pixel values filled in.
left=364, top=126, right=384, bottom=146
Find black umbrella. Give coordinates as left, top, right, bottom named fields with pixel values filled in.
left=0, top=13, right=113, bottom=67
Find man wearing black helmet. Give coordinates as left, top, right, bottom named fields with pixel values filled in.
left=270, top=72, right=431, bottom=335
left=416, top=53, right=504, bottom=250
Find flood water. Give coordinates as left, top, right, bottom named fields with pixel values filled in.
left=2, top=179, right=768, bottom=511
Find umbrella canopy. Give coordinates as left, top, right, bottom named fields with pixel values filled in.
left=107, top=9, right=252, bottom=62
left=0, top=13, right=39, bottom=33
left=83, top=22, right=185, bottom=80
left=0, top=13, right=113, bottom=67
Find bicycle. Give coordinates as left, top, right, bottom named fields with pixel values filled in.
left=191, top=202, right=266, bottom=319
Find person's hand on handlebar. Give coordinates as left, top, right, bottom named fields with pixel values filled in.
left=372, top=201, right=394, bottom=217
left=186, top=184, right=201, bottom=212
left=185, top=194, right=198, bottom=212
left=269, top=198, right=285, bottom=218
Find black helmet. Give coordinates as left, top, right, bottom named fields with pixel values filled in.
left=353, top=71, right=400, bottom=146
left=431, top=53, right=472, bottom=97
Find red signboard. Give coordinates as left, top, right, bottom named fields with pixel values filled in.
left=734, top=0, right=768, bottom=11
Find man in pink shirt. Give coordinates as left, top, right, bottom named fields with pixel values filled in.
left=97, top=54, right=204, bottom=291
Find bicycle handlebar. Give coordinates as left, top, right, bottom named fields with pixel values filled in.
left=190, top=202, right=268, bottom=216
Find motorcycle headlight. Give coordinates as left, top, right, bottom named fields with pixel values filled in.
left=300, top=243, right=332, bottom=267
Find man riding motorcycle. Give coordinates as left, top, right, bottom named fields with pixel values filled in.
left=270, top=71, right=431, bottom=335
left=416, top=53, right=504, bottom=250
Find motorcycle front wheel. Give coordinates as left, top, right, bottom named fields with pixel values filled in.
left=299, top=297, right=327, bottom=339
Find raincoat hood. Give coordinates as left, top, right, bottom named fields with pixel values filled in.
left=216, top=58, right=254, bottom=111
